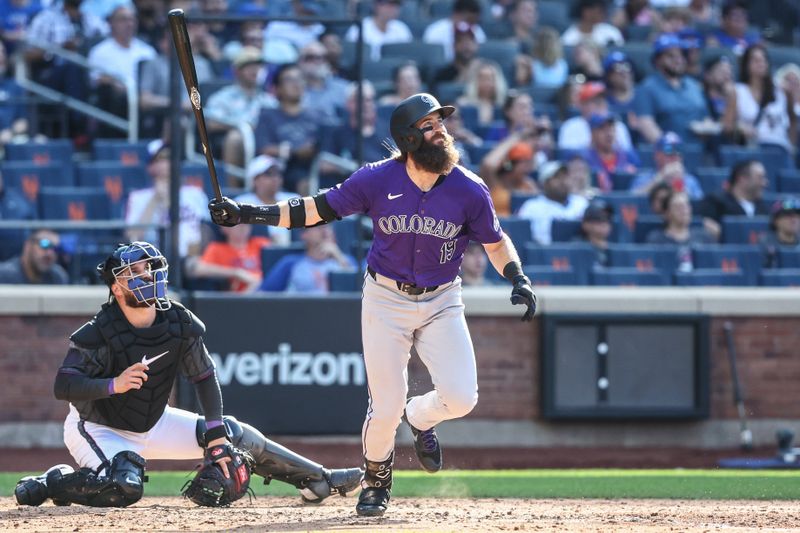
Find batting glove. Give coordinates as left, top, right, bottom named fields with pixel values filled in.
left=208, top=197, right=241, bottom=227
left=510, top=275, right=536, bottom=322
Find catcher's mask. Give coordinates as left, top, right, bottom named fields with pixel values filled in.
left=390, top=93, right=455, bottom=153
left=97, top=241, right=171, bottom=311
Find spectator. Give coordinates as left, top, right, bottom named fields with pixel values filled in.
left=557, top=81, right=634, bottom=151
left=198, top=0, right=238, bottom=43
left=0, top=39, right=33, bottom=146
left=263, top=0, right=325, bottom=51
left=701, top=55, right=737, bottom=143
left=575, top=199, right=613, bottom=267
left=774, top=63, right=800, bottom=121
left=698, top=159, right=770, bottom=225
left=259, top=224, right=356, bottom=293
left=485, top=89, right=553, bottom=150
left=562, top=0, right=624, bottom=48
left=378, top=61, right=422, bottom=106
left=479, top=136, right=541, bottom=217
left=298, top=40, right=349, bottom=127
left=0, top=229, right=69, bottom=284
left=431, top=21, right=480, bottom=87
left=569, top=38, right=604, bottom=82
left=760, top=197, right=800, bottom=268
left=611, top=0, right=662, bottom=35
left=345, top=0, right=412, bottom=62
left=603, top=51, right=636, bottom=129
left=630, top=131, right=704, bottom=199
left=133, top=0, right=164, bottom=48
left=221, top=21, right=267, bottom=64
left=679, top=29, right=704, bottom=79
left=319, top=29, right=350, bottom=80
left=235, top=155, right=297, bottom=246
left=633, top=33, right=709, bottom=144
left=0, top=0, right=41, bottom=53
left=139, top=26, right=214, bottom=139
left=731, top=44, right=797, bottom=155
left=648, top=181, right=672, bottom=215
left=0, top=167, right=35, bottom=220
left=527, top=26, right=568, bottom=89
left=507, top=0, right=538, bottom=55
left=190, top=223, right=269, bottom=292
left=687, top=0, right=719, bottom=26
left=80, top=0, right=129, bottom=19
left=87, top=4, right=157, bottom=138
left=124, top=140, right=209, bottom=258
left=254, top=63, right=321, bottom=194
left=423, top=0, right=486, bottom=62
left=457, top=59, right=508, bottom=127
left=581, top=113, right=640, bottom=193
left=518, top=160, right=589, bottom=245
left=706, top=0, right=760, bottom=56
left=646, top=190, right=717, bottom=272
left=566, top=153, right=599, bottom=199
left=660, top=6, right=692, bottom=35
left=460, top=241, right=493, bottom=286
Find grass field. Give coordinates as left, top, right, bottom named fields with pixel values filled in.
left=4, top=469, right=800, bottom=500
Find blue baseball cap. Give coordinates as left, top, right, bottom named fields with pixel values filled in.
left=656, top=131, right=683, bottom=154
left=678, top=29, right=704, bottom=50
left=588, top=112, right=615, bottom=129
left=652, top=33, right=683, bottom=61
left=603, top=51, right=631, bottom=75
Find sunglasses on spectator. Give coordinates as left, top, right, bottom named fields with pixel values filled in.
left=33, top=238, right=59, bottom=250
left=301, top=54, right=327, bottom=62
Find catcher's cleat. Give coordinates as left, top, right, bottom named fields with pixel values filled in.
left=15, top=464, right=75, bottom=507
left=403, top=412, right=442, bottom=473
left=300, top=467, right=363, bottom=504
left=356, top=486, right=390, bottom=517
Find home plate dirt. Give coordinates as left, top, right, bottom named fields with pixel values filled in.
left=2, top=497, right=799, bottom=532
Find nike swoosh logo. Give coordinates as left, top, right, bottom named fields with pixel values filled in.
left=125, top=476, right=140, bottom=485
left=387, top=193, right=403, bottom=200
left=141, top=351, right=168, bottom=366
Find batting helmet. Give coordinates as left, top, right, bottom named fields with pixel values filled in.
left=97, top=241, right=171, bottom=310
left=390, top=93, right=455, bottom=153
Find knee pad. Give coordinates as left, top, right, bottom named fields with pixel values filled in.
left=108, top=451, right=146, bottom=506
left=46, top=451, right=146, bottom=508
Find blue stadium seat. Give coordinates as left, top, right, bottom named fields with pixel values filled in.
left=510, top=191, right=537, bottom=215
left=434, top=81, right=465, bottom=106
left=525, top=242, right=595, bottom=284
left=364, top=57, right=409, bottom=84
left=674, top=268, right=748, bottom=286
left=778, top=168, right=800, bottom=193
left=611, top=171, right=636, bottom=191
left=38, top=187, right=111, bottom=220
left=260, top=244, right=304, bottom=278
left=527, top=86, right=560, bottom=105
left=760, top=269, right=800, bottom=287
left=637, top=142, right=705, bottom=173
left=721, top=216, right=769, bottom=245
left=607, top=244, right=679, bottom=283
left=92, top=139, right=153, bottom=166
left=537, top=0, right=571, bottom=32
left=181, top=161, right=226, bottom=198
left=696, top=167, right=729, bottom=195
left=4, top=140, right=74, bottom=165
left=328, top=270, right=363, bottom=292
left=596, top=193, right=650, bottom=242
left=633, top=214, right=665, bottom=243
left=477, top=40, right=520, bottom=83
left=381, top=42, right=446, bottom=80
left=608, top=43, right=654, bottom=79
left=777, top=248, right=800, bottom=268
left=591, top=267, right=667, bottom=286
left=456, top=103, right=480, bottom=132
left=766, top=45, right=800, bottom=70
left=0, top=229, right=27, bottom=261
left=1, top=162, right=75, bottom=206
left=499, top=216, right=532, bottom=251
left=551, top=219, right=581, bottom=242
left=718, top=146, right=787, bottom=190
left=429, top=0, right=453, bottom=19
left=523, top=265, right=579, bottom=286
left=76, top=162, right=149, bottom=218
left=333, top=216, right=364, bottom=256
left=465, top=142, right=498, bottom=167
left=691, top=244, right=763, bottom=286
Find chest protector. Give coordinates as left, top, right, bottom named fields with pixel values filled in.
left=89, top=301, right=195, bottom=432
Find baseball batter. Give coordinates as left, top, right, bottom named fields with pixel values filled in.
left=209, top=93, right=537, bottom=517
left=14, top=241, right=362, bottom=508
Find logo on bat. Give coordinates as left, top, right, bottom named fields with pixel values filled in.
left=190, top=87, right=201, bottom=110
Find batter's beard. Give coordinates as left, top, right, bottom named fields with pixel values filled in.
left=412, top=133, right=460, bottom=175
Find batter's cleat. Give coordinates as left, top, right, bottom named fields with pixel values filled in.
left=356, top=486, right=390, bottom=517
left=15, top=464, right=74, bottom=507
left=403, top=412, right=443, bottom=473
left=300, top=467, right=364, bottom=504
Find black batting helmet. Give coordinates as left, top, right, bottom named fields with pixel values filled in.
left=390, top=93, right=455, bottom=153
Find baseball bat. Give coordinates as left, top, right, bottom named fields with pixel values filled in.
left=167, top=8, right=222, bottom=202
left=723, top=321, right=753, bottom=451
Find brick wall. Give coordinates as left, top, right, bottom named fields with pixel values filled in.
left=2, top=315, right=799, bottom=425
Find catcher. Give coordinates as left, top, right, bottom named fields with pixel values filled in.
left=14, top=241, right=362, bottom=508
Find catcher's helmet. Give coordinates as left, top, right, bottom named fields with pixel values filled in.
left=390, top=93, right=455, bottom=153
left=97, top=241, right=170, bottom=310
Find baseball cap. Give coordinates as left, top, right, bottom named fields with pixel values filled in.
left=771, top=197, right=800, bottom=218
left=583, top=199, right=613, bottom=223
left=507, top=142, right=533, bottom=162
left=246, top=155, right=284, bottom=183
left=233, top=46, right=266, bottom=69
left=537, top=160, right=567, bottom=184
left=588, top=112, right=615, bottom=129
left=651, top=33, right=683, bottom=61
left=603, top=51, right=631, bottom=75
left=656, top=131, right=683, bottom=155
left=577, top=82, right=606, bottom=103
left=147, top=139, right=169, bottom=163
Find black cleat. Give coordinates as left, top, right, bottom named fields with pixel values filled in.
left=403, top=412, right=442, bottom=473
left=15, top=464, right=74, bottom=506
left=356, top=486, right=390, bottom=517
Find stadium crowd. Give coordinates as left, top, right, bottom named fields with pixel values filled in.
left=1, top=0, right=800, bottom=290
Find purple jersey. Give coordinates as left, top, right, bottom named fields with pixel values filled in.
left=325, top=158, right=503, bottom=286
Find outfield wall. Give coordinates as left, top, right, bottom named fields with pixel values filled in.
left=0, top=285, right=798, bottom=449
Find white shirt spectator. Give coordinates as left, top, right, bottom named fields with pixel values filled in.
left=27, top=5, right=108, bottom=47
left=734, top=83, right=794, bottom=153
left=87, top=36, right=156, bottom=86
left=345, top=17, right=413, bottom=61
left=264, top=21, right=324, bottom=51
left=557, top=117, right=634, bottom=151
left=562, top=23, right=624, bottom=48
left=206, top=85, right=278, bottom=128
left=517, top=194, right=589, bottom=245
left=235, top=191, right=297, bottom=246
left=423, top=18, right=486, bottom=62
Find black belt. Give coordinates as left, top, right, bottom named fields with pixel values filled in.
left=367, top=266, right=439, bottom=295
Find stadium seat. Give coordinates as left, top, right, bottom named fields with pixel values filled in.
left=92, top=139, right=153, bottom=166
left=363, top=57, right=409, bottom=84
left=608, top=43, right=654, bottom=79
left=700, top=47, right=739, bottom=79
left=525, top=242, right=595, bottom=284
left=777, top=168, right=800, bottom=193
left=0, top=229, right=27, bottom=261
left=329, top=270, right=363, bottom=292
left=527, top=86, right=560, bottom=105
left=339, top=41, right=372, bottom=70
left=38, top=187, right=111, bottom=220
left=591, top=267, right=667, bottom=286
left=696, top=167, right=729, bottom=195
left=429, top=0, right=453, bottom=19
left=434, top=81, right=466, bottom=106
left=465, top=142, right=498, bottom=167
left=674, top=268, right=748, bottom=286
left=595, top=193, right=649, bottom=241
left=261, top=244, right=304, bottom=278
left=537, top=0, right=571, bottom=32
left=511, top=191, right=537, bottom=215
left=1, top=162, right=75, bottom=206
left=606, top=244, right=679, bottom=283
left=181, top=161, right=226, bottom=198
left=760, top=269, right=800, bottom=287
left=477, top=40, right=520, bottom=83
left=691, top=244, right=764, bottom=286
left=720, top=216, right=769, bottom=245
left=4, top=140, right=74, bottom=165
left=76, top=162, right=149, bottom=218
left=550, top=219, right=581, bottom=242
left=777, top=248, right=800, bottom=268
left=381, top=42, right=446, bottom=82
left=333, top=216, right=365, bottom=256
left=719, top=146, right=787, bottom=189
left=499, top=216, right=533, bottom=251
left=456, top=103, right=480, bottom=132
left=766, top=45, right=800, bottom=70
left=611, top=171, right=636, bottom=191
left=523, top=265, right=579, bottom=286
left=637, top=142, right=705, bottom=174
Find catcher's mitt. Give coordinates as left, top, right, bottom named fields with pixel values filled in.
left=182, top=443, right=254, bottom=507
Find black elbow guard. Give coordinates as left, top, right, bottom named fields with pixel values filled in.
left=313, top=192, right=341, bottom=223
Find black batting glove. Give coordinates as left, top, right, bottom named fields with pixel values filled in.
left=208, top=197, right=241, bottom=227
left=510, top=275, right=536, bottom=322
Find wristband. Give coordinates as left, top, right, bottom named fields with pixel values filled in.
left=240, top=203, right=280, bottom=226
left=502, top=261, right=525, bottom=283
left=204, top=423, right=228, bottom=443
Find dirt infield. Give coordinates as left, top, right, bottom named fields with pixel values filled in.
left=2, top=497, right=799, bottom=532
